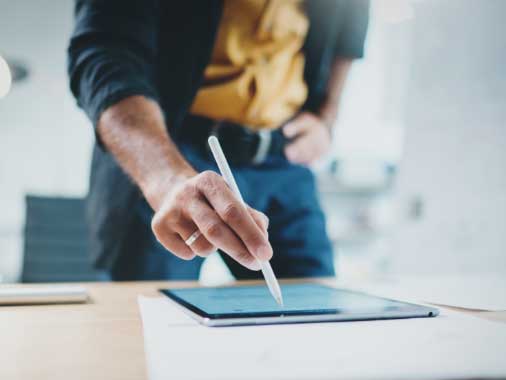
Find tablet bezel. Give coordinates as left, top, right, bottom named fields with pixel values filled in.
left=159, top=284, right=439, bottom=327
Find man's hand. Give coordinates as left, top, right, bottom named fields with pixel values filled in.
left=151, top=170, right=272, bottom=271
left=98, top=96, right=271, bottom=271
left=282, top=112, right=331, bottom=165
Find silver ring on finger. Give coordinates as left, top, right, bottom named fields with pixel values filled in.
left=184, top=230, right=202, bottom=246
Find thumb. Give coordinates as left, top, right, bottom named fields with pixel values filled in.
left=283, top=117, right=309, bottom=138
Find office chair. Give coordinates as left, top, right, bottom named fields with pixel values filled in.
left=21, top=195, right=105, bottom=282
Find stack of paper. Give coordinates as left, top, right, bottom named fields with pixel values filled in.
left=139, top=296, right=506, bottom=380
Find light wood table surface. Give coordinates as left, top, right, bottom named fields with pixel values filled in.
left=1, top=280, right=505, bottom=380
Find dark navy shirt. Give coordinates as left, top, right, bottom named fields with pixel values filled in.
left=67, top=0, right=369, bottom=269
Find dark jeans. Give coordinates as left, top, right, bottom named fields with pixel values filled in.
left=110, top=143, right=334, bottom=280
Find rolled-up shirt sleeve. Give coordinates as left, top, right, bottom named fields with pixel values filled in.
left=334, top=0, right=370, bottom=59
left=67, top=0, right=159, bottom=129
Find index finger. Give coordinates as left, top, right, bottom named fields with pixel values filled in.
left=197, top=172, right=273, bottom=261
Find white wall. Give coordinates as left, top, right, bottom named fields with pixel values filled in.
left=390, top=0, right=506, bottom=274
left=0, top=0, right=93, bottom=281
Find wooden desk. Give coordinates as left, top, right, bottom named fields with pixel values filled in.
left=2, top=281, right=505, bottom=380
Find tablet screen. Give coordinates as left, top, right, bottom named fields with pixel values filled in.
left=160, top=283, right=425, bottom=319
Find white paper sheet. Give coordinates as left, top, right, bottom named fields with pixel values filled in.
left=139, top=296, right=506, bottom=380
left=338, top=274, right=506, bottom=311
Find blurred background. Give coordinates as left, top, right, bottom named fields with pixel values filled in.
left=1, top=0, right=505, bottom=284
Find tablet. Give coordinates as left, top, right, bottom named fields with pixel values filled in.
left=160, top=283, right=439, bottom=327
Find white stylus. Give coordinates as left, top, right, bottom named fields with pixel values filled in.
left=208, top=136, right=284, bottom=306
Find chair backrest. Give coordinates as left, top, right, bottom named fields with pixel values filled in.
left=22, top=195, right=105, bottom=282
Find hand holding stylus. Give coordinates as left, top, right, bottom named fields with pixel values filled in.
left=208, top=136, right=284, bottom=306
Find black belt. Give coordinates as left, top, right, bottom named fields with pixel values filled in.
left=177, top=115, right=288, bottom=166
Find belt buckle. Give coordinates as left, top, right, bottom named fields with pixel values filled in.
left=251, top=129, right=272, bottom=165
left=209, top=121, right=272, bottom=165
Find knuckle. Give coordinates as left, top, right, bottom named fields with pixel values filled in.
left=155, top=202, right=182, bottom=228
left=222, top=203, right=242, bottom=223
left=151, top=213, right=163, bottom=235
left=187, top=180, right=200, bottom=195
left=251, top=211, right=266, bottom=229
left=172, top=190, right=185, bottom=204
left=187, top=197, right=203, bottom=217
left=175, top=182, right=197, bottom=203
left=235, top=249, right=256, bottom=266
left=204, top=221, right=223, bottom=239
left=173, top=187, right=200, bottom=217
left=244, top=234, right=264, bottom=250
left=167, top=208, right=184, bottom=226
left=197, top=170, right=219, bottom=189
left=253, top=209, right=266, bottom=221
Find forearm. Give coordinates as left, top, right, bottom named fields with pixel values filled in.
left=97, top=95, right=196, bottom=211
left=318, top=57, right=354, bottom=128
